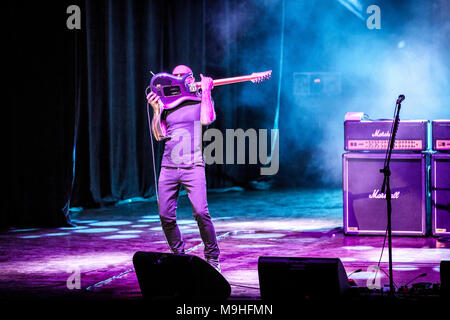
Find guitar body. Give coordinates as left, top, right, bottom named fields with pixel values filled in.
left=150, top=72, right=201, bottom=110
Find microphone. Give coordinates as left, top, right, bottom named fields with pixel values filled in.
left=347, top=268, right=363, bottom=277
left=403, top=272, right=426, bottom=288
left=397, top=94, right=405, bottom=104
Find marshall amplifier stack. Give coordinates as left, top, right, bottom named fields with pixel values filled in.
left=431, top=120, right=450, bottom=236
left=342, top=113, right=441, bottom=236
left=344, top=119, right=428, bottom=152
left=343, top=152, right=427, bottom=235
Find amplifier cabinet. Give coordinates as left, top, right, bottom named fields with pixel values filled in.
left=431, top=153, right=450, bottom=236
left=343, top=153, right=427, bottom=236
left=344, top=120, right=428, bottom=152
left=432, top=120, right=450, bottom=151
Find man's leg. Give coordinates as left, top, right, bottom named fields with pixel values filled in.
left=158, top=166, right=185, bottom=254
left=180, top=166, right=220, bottom=268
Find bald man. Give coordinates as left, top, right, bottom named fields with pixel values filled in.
left=147, top=65, right=220, bottom=272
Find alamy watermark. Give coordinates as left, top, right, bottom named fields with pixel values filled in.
left=66, top=5, right=81, bottom=30
left=66, top=265, right=81, bottom=290
left=366, top=5, right=381, bottom=30
left=366, top=265, right=382, bottom=290
left=168, top=121, right=279, bottom=176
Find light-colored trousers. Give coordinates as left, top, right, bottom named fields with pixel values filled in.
left=158, top=166, right=220, bottom=259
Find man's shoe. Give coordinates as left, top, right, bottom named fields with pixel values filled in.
left=206, top=256, right=221, bottom=273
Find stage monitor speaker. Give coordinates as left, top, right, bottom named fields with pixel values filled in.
left=258, top=257, right=349, bottom=300
left=133, top=252, right=231, bottom=301
left=441, top=260, right=450, bottom=297
left=431, top=153, right=450, bottom=236
left=343, top=152, right=428, bottom=236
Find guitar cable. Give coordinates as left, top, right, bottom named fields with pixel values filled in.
left=146, top=82, right=176, bottom=253
left=145, top=84, right=160, bottom=207
left=145, top=80, right=260, bottom=293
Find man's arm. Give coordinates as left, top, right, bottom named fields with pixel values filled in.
left=200, top=74, right=216, bottom=125
left=147, top=92, right=167, bottom=141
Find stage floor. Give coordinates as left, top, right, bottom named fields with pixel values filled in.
left=1, top=189, right=449, bottom=302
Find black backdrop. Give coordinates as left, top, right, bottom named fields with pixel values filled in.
left=4, top=1, right=79, bottom=227
left=6, top=0, right=448, bottom=227
left=4, top=0, right=280, bottom=227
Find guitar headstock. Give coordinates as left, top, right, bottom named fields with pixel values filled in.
left=250, top=70, right=272, bottom=83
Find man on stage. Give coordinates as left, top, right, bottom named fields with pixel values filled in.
left=147, top=65, right=221, bottom=272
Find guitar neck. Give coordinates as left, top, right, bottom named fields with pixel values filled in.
left=194, top=74, right=257, bottom=89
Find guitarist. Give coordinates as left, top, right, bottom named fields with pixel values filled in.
left=146, top=65, right=221, bottom=272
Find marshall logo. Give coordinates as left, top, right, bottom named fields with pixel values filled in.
left=372, top=129, right=391, bottom=138
left=369, top=189, right=400, bottom=199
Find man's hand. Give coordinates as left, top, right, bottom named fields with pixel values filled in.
left=200, top=74, right=216, bottom=125
left=200, top=74, right=214, bottom=92
left=147, top=92, right=162, bottom=111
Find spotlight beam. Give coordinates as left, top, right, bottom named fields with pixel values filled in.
left=336, top=0, right=365, bottom=21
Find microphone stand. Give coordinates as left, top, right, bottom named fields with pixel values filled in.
left=379, top=94, right=404, bottom=297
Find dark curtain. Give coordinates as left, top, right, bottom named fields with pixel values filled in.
left=71, top=0, right=279, bottom=208
left=4, top=0, right=280, bottom=227
left=4, top=1, right=83, bottom=227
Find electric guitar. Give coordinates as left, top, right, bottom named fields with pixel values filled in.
left=150, top=70, right=272, bottom=109
left=149, top=70, right=272, bottom=141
